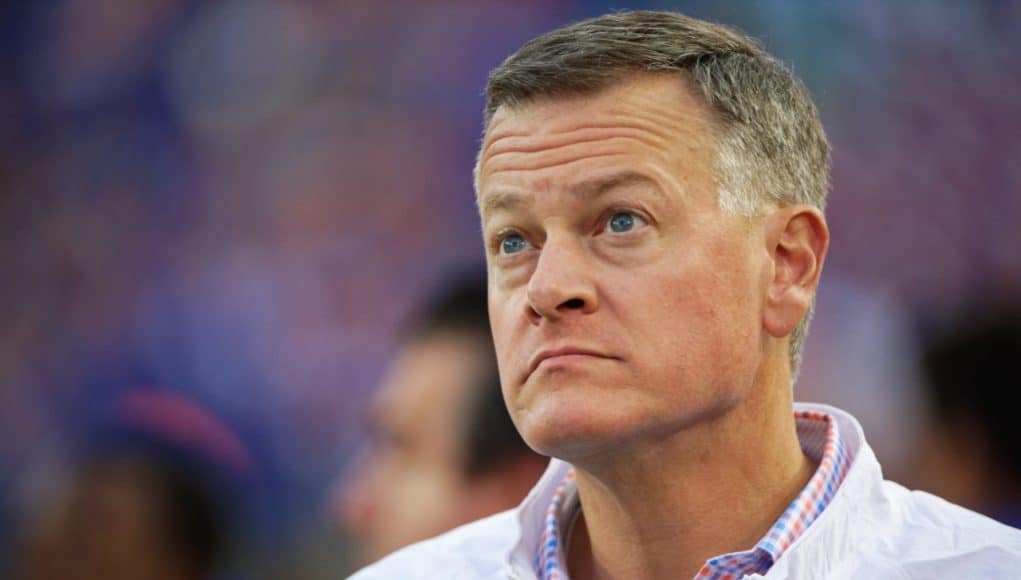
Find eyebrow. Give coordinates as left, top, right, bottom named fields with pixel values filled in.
left=480, top=170, right=662, bottom=218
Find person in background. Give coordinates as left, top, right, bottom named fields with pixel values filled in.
left=338, top=271, right=547, bottom=567
left=912, top=301, right=1021, bottom=529
left=20, top=454, right=224, bottom=580
left=18, top=390, right=244, bottom=580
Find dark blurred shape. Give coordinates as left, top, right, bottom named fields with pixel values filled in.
left=335, top=269, right=547, bottom=568
left=21, top=454, right=223, bottom=580
left=17, top=389, right=248, bottom=580
left=913, top=301, right=1021, bottom=528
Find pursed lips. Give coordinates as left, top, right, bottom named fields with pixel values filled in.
left=526, top=346, right=615, bottom=377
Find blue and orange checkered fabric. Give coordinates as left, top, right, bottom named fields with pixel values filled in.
left=536, top=410, right=853, bottom=580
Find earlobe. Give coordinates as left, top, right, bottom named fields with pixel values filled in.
left=762, top=206, right=829, bottom=339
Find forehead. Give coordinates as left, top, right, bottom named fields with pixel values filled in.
left=477, top=73, right=718, bottom=205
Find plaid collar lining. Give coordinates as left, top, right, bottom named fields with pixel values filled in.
left=536, top=410, right=852, bottom=580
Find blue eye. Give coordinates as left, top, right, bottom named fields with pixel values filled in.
left=501, top=233, right=528, bottom=254
left=608, top=212, right=637, bottom=233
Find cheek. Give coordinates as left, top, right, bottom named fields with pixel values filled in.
left=490, top=319, right=513, bottom=387
left=489, top=296, right=527, bottom=377
left=634, top=261, right=761, bottom=379
left=487, top=286, right=507, bottom=345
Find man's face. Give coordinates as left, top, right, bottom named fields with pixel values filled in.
left=478, top=74, right=771, bottom=461
left=340, top=333, right=494, bottom=564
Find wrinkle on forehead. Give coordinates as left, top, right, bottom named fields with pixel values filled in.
left=477, top=74, right=717, bottom=196
left=483, top=139, right=647, bottom=180
left=483, top=123, right=670, bottom=160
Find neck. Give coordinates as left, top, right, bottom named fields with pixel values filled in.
left=566, top=362, right=814, bottom=580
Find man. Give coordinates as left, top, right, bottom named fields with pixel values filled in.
left=339, top=273, right=547, bottom=567
left=353, top=11, right=1021, bottom=579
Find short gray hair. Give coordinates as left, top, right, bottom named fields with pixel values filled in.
left=479, top=10, right=830, bottom=378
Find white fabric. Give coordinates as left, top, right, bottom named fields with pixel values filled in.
left=349, top=403, right=1021, bottom=579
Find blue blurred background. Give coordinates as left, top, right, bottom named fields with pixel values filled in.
left=1, top=0, right=1019, bottom=578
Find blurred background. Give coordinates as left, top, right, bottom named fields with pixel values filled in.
left=1, top=0, right=1019, bottom=578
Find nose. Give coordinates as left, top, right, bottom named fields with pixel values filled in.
left=526, top=235, right=598, bottom=322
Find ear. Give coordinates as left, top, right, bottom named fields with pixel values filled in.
left=762, top=205, right=829, bottom=339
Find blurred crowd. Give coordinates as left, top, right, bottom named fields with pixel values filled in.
left=1, top=1, right=1018, bottom=578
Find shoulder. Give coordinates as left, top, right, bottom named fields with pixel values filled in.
left=859, top=481, right=1021, bottom=577
left=347, top=509, right=520, bottom=580
left=784, top=437, right=1021, bottom=580
left=795, top=406, right=1021, bottom=577
left=883, top=480, right=1021, bottom=541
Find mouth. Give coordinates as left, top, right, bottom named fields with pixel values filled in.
left=527, top=346, right=615, bottom=377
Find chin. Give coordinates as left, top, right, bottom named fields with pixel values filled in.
left=515, top=387, right=744, bottom=463
left=514, top=392, right=645, bottom=460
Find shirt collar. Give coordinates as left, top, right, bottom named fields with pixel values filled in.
left=522, top=406, right=855, bottom=580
